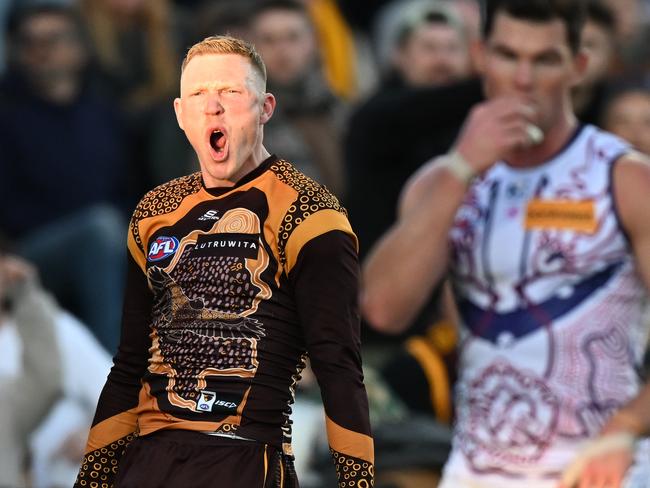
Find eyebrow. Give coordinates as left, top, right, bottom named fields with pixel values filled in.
left=490, top=42, right=563, bottom=61
left=186, top=81, right=241, bottom=91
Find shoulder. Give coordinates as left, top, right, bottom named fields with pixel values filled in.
left=133, top=172, right=203, bottom=218
left=580, top=124, right=630, bottom=162
left=268, top=159, right=347, bottom=216
left=269, top=159, right=355, bottom=271
left=129, top=172, right=203, bottom=249
left=613, top=150, right=650, bottom=187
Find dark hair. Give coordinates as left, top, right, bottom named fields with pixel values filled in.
left=482, top=0, right=587, bottom=53
left=6, top=3, right=84, bottom=41
left=585, top=0, right=616, bottom=34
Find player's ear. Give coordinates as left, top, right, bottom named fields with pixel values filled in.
left=260, top=93, right=276, bottom=125
left=174, top=97, right=184, bottom=130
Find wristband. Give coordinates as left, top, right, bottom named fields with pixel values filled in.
left=439, top=150, right=477, bottom=184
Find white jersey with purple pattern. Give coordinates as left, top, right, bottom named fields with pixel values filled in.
left=442, top=124, right=650, bottom=487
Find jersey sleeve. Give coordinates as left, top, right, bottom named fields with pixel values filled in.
left=75, top=213, right=153, bottom=487
left=287, top=217, right=374, bottom=487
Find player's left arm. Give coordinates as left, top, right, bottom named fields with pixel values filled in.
left=608, top=151, right=650, bottom=437
left=559, top=151, right=650, bottom=488
left=285, top=211, right=374, bottom=487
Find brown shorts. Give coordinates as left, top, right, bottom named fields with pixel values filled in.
left=114, top=430, right=299, bottom=488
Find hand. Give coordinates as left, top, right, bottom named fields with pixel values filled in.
left=557, top=432, right=635, bottom=488
left=455, top=96, right=540, bottom=173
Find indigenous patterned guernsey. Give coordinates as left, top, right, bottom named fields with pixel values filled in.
left=75, top=156, right=373, bottom=487
left=445, top=125, right=650, bottom=487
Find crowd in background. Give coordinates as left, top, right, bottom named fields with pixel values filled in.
left=2, top=0, right=650, bottom=486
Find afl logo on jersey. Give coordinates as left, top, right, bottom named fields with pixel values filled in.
left=147, top=236, right=179, bottom=262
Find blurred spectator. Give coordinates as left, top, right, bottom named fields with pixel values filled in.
left=0, top=252, right=111, bottom=488
left=346, top=0, right=477, bottom=260
left=605, top=0, right=644, bottom=44
left=0, top=254, right=61, bottom=487
left=192, top=0, right=367, bottom=102
left=604, top=0, right=649, bottom=58
left=250, top=0, right=347, bottom=197
left=450, top=0, right=482, bottom=42
left=29, top=308, right=111, bottom=488
left=389, top=2, right=472, bottom=87
left=603, top=0, right=650, bottom=82
left=80, top=0, right=179, bottom=113
left=0, top=3, right=128, bottom=353
left=373, top=0, right=475, bottom=79
left=79, top=0, right=190, bottom=188
left=573, top=0, right=618, bottom=125
left=602, top=86, right=650, bottom=154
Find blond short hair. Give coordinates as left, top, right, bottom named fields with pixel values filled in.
left=181, top=35, right=267, bottom=84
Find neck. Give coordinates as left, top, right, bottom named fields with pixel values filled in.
left=204, top=145, right=271, bottom=189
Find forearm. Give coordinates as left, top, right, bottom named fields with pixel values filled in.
left=361, top=163, right=468, bottom=333
left=311, top=349, right=374, bottom=479
left=290, top=231, right=374, bottom=483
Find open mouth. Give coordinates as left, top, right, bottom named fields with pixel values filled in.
left=208, top=129, right=228, bottom=161
left=210, top=130, right=225, bottom=152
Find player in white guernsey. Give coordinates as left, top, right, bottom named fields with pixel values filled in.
left=362, top=1, right=650, bottom=487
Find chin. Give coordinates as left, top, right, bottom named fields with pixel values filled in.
left=198, top=162, right=227, bottom=184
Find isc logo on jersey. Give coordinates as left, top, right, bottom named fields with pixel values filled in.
left=148, top=236, right=179, bottom=262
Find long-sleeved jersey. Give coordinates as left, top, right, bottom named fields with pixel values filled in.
left=75, top=156, right=374, bottom=487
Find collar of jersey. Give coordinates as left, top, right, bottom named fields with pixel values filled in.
left=202, top=154, right=279, bottom=197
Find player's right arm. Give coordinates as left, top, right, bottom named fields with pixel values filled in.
left=74, top=212, right=153, bottom=487
left=360, top=157, right=467, bottom=333
left=361, top=97, right=537, bottom=334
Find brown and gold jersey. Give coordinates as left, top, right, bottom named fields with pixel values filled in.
left=75, top=156, right=373, bottom=487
